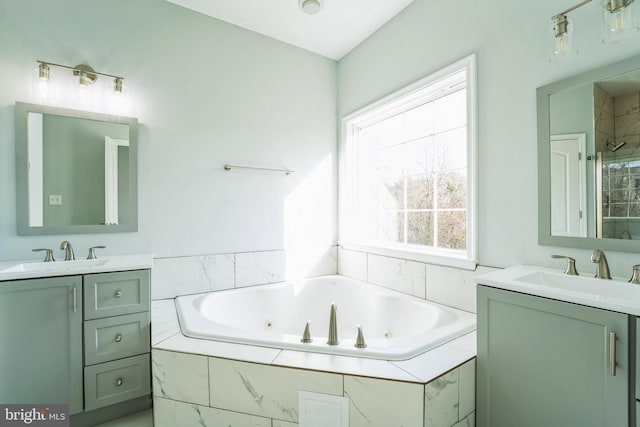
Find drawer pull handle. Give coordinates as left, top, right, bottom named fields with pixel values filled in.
left=115, top=334, right=122, bottom=343
left=116, top=378, right=123, bottom=387
left=114, top=291, right=122, bottom=298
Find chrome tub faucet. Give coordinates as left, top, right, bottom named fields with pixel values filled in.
left=327, top=303, right=339, bottom=345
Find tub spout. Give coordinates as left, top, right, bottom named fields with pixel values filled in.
left=355, top=325, right=367, bottom=349
left=327, top=303, right=339, bottom=345
left=301, top=321, right=313, bottom=343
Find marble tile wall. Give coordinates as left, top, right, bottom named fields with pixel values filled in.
left=595, top=83, right=615, bottom=152
left=614, top=91, right=640, bottom=147
left=338, top=246, right=498, bottom=313
left=152, top=348, right=476, bottom=427
left=152, top=247, right=338, bottom=300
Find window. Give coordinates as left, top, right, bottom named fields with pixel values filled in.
left=340, top=55, right=477, bottom=266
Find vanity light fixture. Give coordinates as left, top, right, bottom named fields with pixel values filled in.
left=299, top=0, right=324, bottom=15
left=36, top=60, right=124, bottom=94
left=549, top=0, right=591, bottom=61
left=38, top=62, right=50, bottom=80
left=602, top=0, right=639, bottom=43
left=550, top=0, right=638, bottom=61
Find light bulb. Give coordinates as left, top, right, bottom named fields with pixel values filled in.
left=602, top=0, right=639, bottom=43
left=108, top=78, right=129, bottom=114
left=549, top=15, right=578, bottom=62
left=32, top=67, right=50, bottom=102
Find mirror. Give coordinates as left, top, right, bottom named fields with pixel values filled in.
left=15, top=102, right=138, bottom=235
left=538, top=54, right=640, bottom=252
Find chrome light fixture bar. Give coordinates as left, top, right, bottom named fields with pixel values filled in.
left=36, top=60, right=124, bottom=93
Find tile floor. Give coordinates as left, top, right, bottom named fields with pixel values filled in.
left=94, top=409, right=153, bottom=427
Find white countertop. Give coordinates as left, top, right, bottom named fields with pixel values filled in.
left=475, top=264, right=640, bottom=316
left=0, top=254, right=153, bottom=281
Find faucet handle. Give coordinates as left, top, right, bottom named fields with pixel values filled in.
left=551, top=255, right=579, bottom=276
left=87, top=246, right=106, bottom=260
left=32, top=248, right=55, bottom=262
left=629, top=265, right=640, bottom=284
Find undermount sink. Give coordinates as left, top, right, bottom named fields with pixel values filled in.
left=0, top=258, right=109, bottom=274
left=515, top=270, right=621, bottom=289
left=476, top=265, right=640, bottom=316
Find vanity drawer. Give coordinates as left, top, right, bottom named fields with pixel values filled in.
left=84, top=270, right=150, bottom=319
left=84, top=354, right=150, bottom=411
left=84, top=312, right=150, bottom=365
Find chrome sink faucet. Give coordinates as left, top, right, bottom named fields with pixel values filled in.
left=591, top=249, right=611, bottom=279
left=60, top=240, right=75, bottom=261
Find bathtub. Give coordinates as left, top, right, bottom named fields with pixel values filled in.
left=175, top=275, right=476, bottom=360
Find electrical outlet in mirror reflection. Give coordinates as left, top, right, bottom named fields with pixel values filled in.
left=48, top=194, right=62, bottom=206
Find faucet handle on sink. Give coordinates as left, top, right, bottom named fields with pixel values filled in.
left=32, top=248, right=55, bottom=262
left=629, top=265, right=640, bottom=285
left=551, top=255, right=579, bottom=276
left=87, top=246, right=106, bottom=260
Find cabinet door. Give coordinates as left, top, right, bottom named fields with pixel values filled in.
left=0, top=276, right=83, bottom=414
left=477, top=285, right=629, bottom=427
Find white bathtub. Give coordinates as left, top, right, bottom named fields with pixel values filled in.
left=175, top=275, right=476, bottom=360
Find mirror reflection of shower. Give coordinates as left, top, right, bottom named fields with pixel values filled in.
left=606, top=139, right=627, bottom=152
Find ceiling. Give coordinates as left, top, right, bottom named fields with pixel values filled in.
left=598, top=68, right=640, bottom=97
left=166, top=0, right=417, bottom=60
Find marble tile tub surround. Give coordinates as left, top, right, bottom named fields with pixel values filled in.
left=152, top=346, right=475, bottom=427
left=338, top=246, right=498, bottom=313
left=152, top=248, right=337, bottom=300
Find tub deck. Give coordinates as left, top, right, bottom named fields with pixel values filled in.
left=152, top=299, right=476, bottom=384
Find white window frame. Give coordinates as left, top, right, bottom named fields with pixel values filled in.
left=338, top=54, right=478, bottom=270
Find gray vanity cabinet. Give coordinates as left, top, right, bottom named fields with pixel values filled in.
left=477, top=284, right=629, bottom=427
left=0, top=269, right=150, bottom=425
left=0, top=276, right=83, bottom=414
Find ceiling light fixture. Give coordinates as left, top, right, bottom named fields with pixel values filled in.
left=299, top=0, right=324, bottom=15
left=549, top=0, right=638, bottom=62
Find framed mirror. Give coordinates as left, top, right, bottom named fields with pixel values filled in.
left=15, top=102, right=138, bottom=235
left=538, top=54, right=640, bottom=252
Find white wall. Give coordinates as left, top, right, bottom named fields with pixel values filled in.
left=338, top=0, right=640, bottom=274
left=0, top=0, right=337, bottom=268
left=4, top=0, right=640, bottom=279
